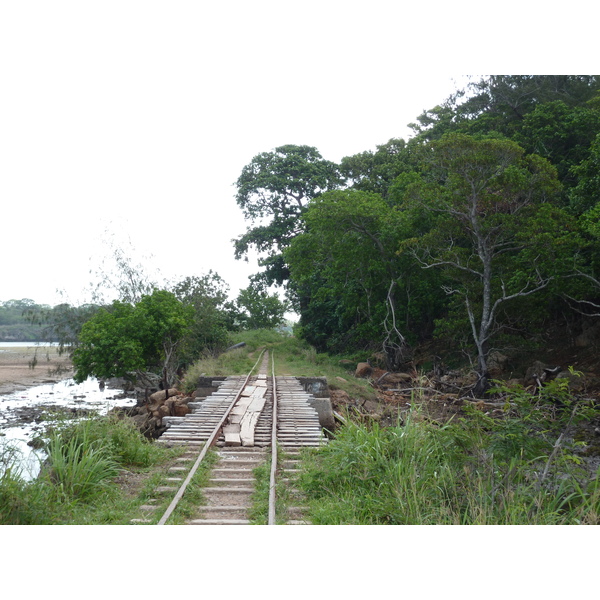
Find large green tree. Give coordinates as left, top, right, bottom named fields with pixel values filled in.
left=233, top=286, right=287, bottom=330
left=338, top=138, right=418, bottom=201
left=286, top=189, right=444, bottom=367
left=233, top=144, right=341, bottom=287
left=406, top=134, right=568, bottom=395
left=72, top=290, right=193, bottom=388
left=410, top=75, right=600, bottom=143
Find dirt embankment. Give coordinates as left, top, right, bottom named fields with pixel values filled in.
left=0, top=345, right=73, bottom=395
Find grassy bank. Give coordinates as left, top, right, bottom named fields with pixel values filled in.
left=296, top=379, right=600, bottom=525
left=0, top=414, right=181, bottom=524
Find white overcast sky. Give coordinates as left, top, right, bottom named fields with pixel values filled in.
left=1, top=0, right=596, bottom=585
left=1, top=1, right=595, bottom=307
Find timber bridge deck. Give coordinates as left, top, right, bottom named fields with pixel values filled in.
left=132, top=351, right=328, bottom=525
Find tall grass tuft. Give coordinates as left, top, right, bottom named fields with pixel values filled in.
left=45, top=429, right=121, bottom=501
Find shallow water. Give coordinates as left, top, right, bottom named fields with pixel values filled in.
left=0, top=377, right=135, bottom=481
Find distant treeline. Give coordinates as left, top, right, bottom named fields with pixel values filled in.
left=0, top=299, right=58, bottom=341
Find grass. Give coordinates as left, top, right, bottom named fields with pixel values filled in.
left=297, top=402, right=600, bottom=525
left=248, top=446, right=306, bottom=524
left=0, top=414, right=181, bottom=524
left=164, top=449, right=218, bottom=524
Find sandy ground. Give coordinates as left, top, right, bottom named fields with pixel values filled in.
left=0, top=345, right=74, bottom=395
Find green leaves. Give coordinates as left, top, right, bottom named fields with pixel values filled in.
left=72, top=290, right=193, bottom=383
left=234, top=144, right=341, bottom=286
left=233, top=286, right=287, bottom=330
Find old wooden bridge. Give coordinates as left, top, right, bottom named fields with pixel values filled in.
left=131, top=351, right=329, bottom=525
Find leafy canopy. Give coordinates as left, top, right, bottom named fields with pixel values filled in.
left=233, top=144, right=341, bottom=286
left=72, top=290, right=193, bottom=383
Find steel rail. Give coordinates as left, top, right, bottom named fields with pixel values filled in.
left=156, top=349, right=267, bottom=525
left=267, top=352, right=278, bottom=525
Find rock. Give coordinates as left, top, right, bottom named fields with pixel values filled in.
left=362, top=399, right=381, bottom=414
left=371, top=368, right=388, bottom=382
left=148, top=388, right=179, bottom=403
left=575, top=321, right=600, bottom=348
left=355, top=362, right=372, bottom=378
left=173, top=404, right=190, bottom=417
left=381, top=372, right=413, bottom=384
left=487, top=351, right=508, bottom=377
left=329, top=389, right=351, bottom=409
left=147, top=402, right=161, bottom=413
left=129, top=413, right=155, bottom=436
left=369, top=353, right=387, bottom=368
left=524, top=361, right=562, bottom=387
left=524, top=361, right=548, bottom=386
left=555, top=370, right=586, bottom=392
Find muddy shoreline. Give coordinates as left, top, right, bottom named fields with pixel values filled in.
left=0, top=345, right=74, bottom=396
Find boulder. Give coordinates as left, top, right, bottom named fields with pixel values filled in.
left=524, top=361, right=562, bottom=387
left=524, top=361, right=548, bottom=386
left=380, top=372, right=413, bottom=385
left=149, top=388, right=179, bottom=403
left=173, top=403, right=191, bottom=417
left=487, top=351, right=508, bottom=377
left=355, top=362, right=372, bottom=378
left=575, top=321, right=600, bottom=348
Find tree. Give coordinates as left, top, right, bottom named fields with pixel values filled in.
left=22, top=301, right=101, bottom=350
left=234, top=286, right=287, bottom=330
left=72, top=290, right=193, bottom=388
left=233, top=144, right=341, bottom=287
left=338, top=138, right=417, bottom=201
left=85, top=229, right=163, bottom=305
left=407, top=134, right=565, bottom=395
left=409, top=76, right=600, bottom=143
left=286, top=190, right=444, bottom=366
left=171, top=272, right=235, bottom=359
left=516, top=101, right=600, bottom=197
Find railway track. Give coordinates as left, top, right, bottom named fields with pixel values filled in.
left=132, top=350, right=327, bottom=525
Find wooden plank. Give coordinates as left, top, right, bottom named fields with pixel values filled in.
left=239, top=393, right=269, bottom=446
left=246, top=394, right=267, bottom=413
left=223, top=423, right=241, bottom=446
left=240, top=411, right=261, bottom=446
